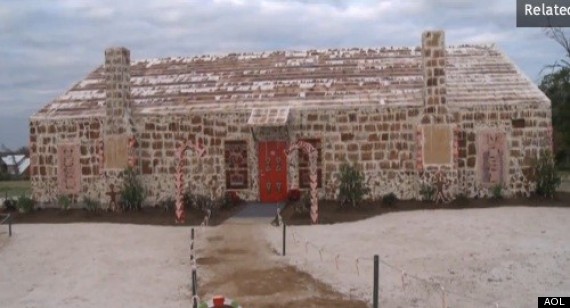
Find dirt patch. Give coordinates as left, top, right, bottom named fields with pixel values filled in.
left=197, top=223, right=367, bottom=307
left=207, top=235, right=224, bottom=242
left=197, top=257, right=221, bottom=266
left=0, top=203, right=246, bottom=226
left=215, top=248, right=247, bottom=255
left=283, top=192, right=570, bottom=225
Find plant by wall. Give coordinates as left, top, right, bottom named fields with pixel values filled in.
left=296, top=191, right=312, bottom=214
left=16, top=195, right=35, bottom=214
left=381, top=192, right=398, bottom=207
left=58, top=195, right=72, bottom=210
left=83, top=197, right=100, bottom=212
left=337, top=162, right=370, bottom=208
left=419, top=183, right=435, bottom=202
left=534, top=150, right=561, bottom=198
left=490, top=184, right=504, bottom=200
left=120, top=167, right=146, bottom=211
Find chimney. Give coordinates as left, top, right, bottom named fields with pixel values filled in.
left=104, top=47, right=131, bottom=135
left=421, top=31, right=446, bottom=112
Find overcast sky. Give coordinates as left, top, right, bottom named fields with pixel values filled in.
left=0, top=0, right=566, bottom=149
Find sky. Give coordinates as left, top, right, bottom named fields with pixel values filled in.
left=0, top=0, right=566, bottom=149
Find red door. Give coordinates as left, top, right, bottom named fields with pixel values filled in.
left=258, top=141, right=288, bottom=203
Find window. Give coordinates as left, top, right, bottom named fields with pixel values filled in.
left=224, top=140, right=248, bottom=189
left=298, top=138, right=323, bottom=189
left=422, top=125, right=453, bottom=165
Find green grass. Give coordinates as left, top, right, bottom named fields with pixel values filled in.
left=0, top=180, right=31, bottom=198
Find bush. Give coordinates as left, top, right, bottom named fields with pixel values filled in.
left=534, top=150, right=561, bottom=198
left=419, top=183, right=435, bottom=202
left=2, top=198, right=17, bottom=212
left=382, top=192, right=398, bottom=207
left=491, top=184, right=504, bottom=200
left=16, top=195, right=35, bottom=213
left=83, top=197, right=100, bottom=212
left=337, top=163, right=370, bottom=208
left=58, top=195, right=72, bottom=210
left=293, top=191, right=311, bottom=214
left=120, top=168, right=146, bottom=211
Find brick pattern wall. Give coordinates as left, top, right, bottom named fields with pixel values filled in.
left=30, top=102, right=551, bottom=206
left=30, top=118, right=104, bottom=204
left=104, top=47, right=131, bottom=135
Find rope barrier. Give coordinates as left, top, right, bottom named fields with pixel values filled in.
left=283, top=227, right=501, bottom=307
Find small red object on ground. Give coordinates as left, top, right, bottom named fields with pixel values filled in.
left=213, top=295, right=225, bottom=307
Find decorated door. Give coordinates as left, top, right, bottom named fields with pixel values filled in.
left=258, top=141, right=288, bottom=202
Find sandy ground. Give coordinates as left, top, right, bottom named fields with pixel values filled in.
left=0, top=224, right=192, bottom=308
left=195, top=218, right=367, bottom=307
left=265, top=207, right=570, bottom=308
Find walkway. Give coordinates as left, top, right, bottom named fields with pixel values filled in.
left=195, top=215, right=367, bottom=307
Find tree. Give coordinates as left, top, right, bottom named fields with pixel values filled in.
left=541, top=28, right=570, bottom=167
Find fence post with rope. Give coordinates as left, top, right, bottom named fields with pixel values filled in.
left=282, top=223, right=286, bottom=256
left=373, top=254, right=379, bottom=308
left=190, top=227, right=198, bottom=308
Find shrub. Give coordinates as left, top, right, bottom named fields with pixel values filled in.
left=294, top=191, right=311, bottom=214
left=288, top=189, right=301, bottom=202
left=419, top=183, right=435, bottom=202
left=534, top=150, right=561, bottom=198
left=2, top=198, right=17, bottom=212
left=83, top=197, right=100, bottom=212
left=120, top=168, right=146, bottom=211
left=58, top=195, right=72, bottom=210
left=491, top=184, right=504, bottom=200
left=337, top=163, right=370, bottom=208
left=382, top=192, right=398, bottom=207
left=16, top=195, right=35, bottom=214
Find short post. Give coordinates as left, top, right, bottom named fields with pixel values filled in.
left=192, top=267, right=198, bottom=308
left=191, top=228, right=195, bottom=241
left=282, top=223, right=286, bottom=256
left=373, top=254, right=379, bottom=308
left=8, top=215, right=11, bottom=237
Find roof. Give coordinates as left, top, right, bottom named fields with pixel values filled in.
left=31, top=44, right=550, bottom=120
left=1, top=155, right=25, bottom=166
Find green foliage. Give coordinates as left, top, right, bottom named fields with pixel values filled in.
left=16, top=195, right=34, bottom=213
left=490, top=184, right=504, bottom=200
left=58, top=195, right=72, bottom=210
left=293, top=191, right=311, bottom=214
left=337, top=163, right=370, bottom=208
left=540, top=65, right=570, bottom=167
left=83, top=197, right=100, bottom=212
left=419, top=183, right=435, bottom=202
left=381, top=192, right=398, bottom=207
left=120, top=168, right=146, bottom=211
left=534, top=150, right=562, bottom=198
